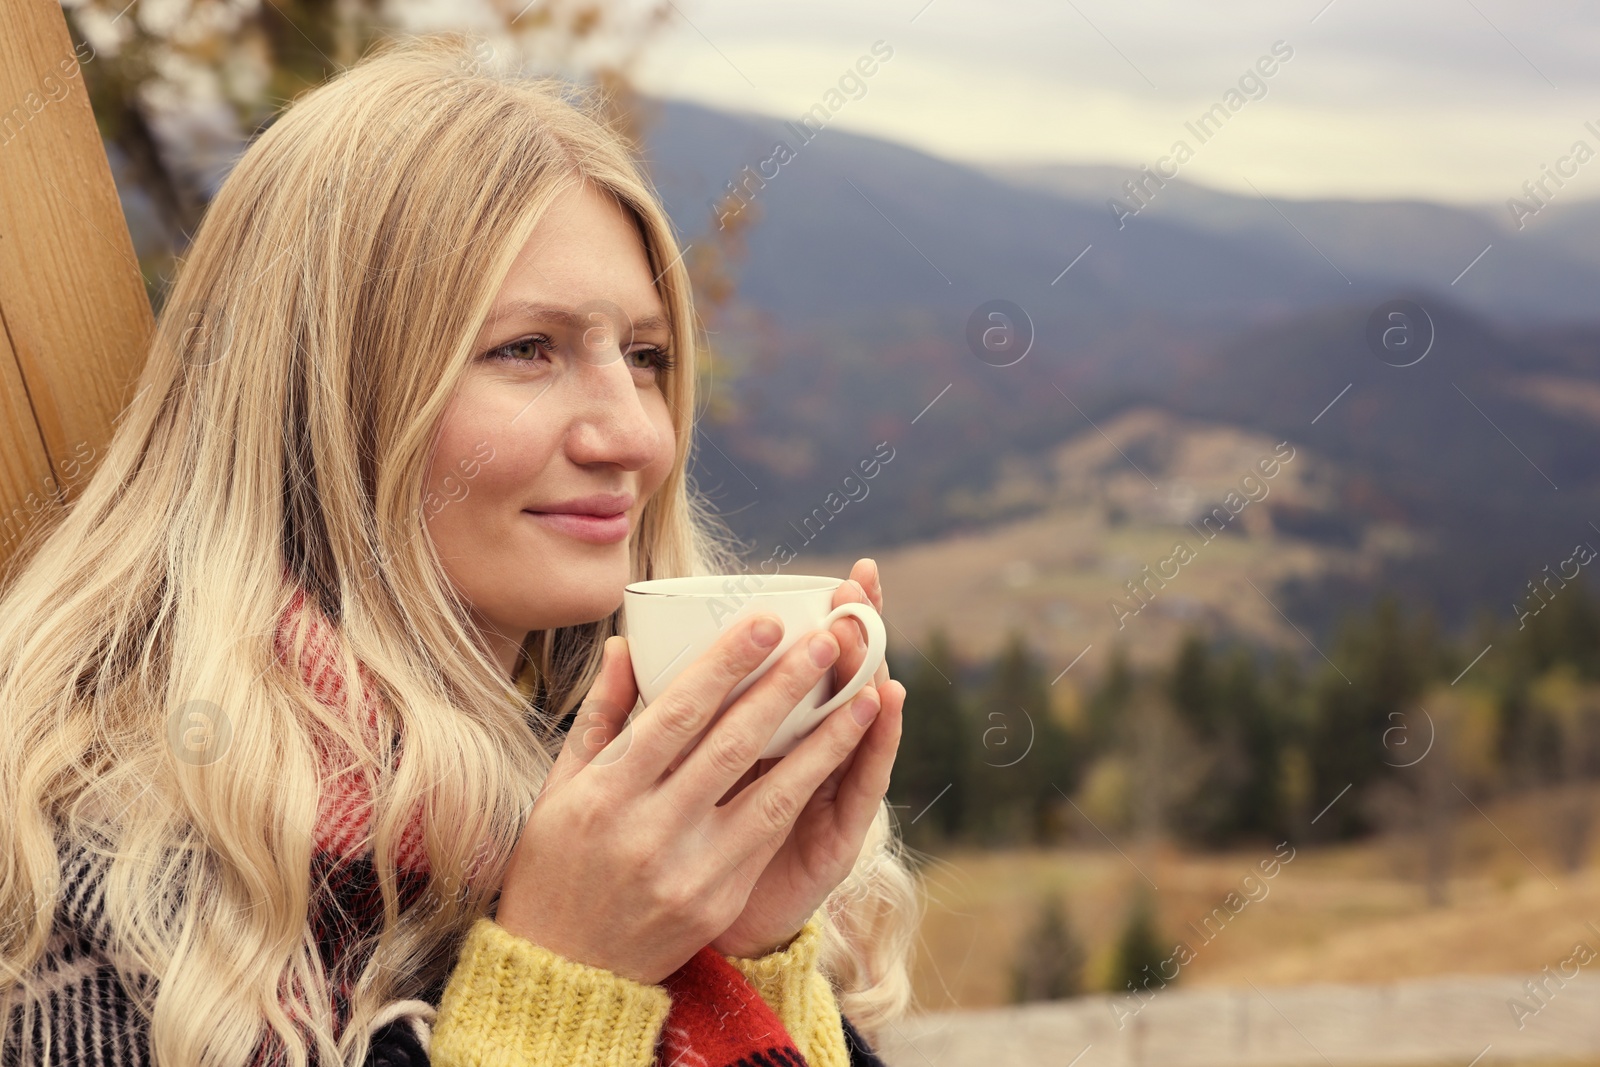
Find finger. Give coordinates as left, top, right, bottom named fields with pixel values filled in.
left=805, top=682, right=891, bottom=812
left=665, top=626, right=842, bottom=812
left=832, top=680, right=902, bottom=846
left=853, top=557, right=884, bottom=613
left=621, top=613, right=786, bottom=789
left=811, top=708, right=870, bottom=807
left=829, top=579, right=871, bottom=692
left=559, top=637, right=638, bottom=775
left=846, top=559, right=871, bottom=605
left=717, top=758, right=767, bottom=807
left=719, top=683, right=881, bottom=857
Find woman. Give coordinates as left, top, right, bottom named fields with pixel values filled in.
left=0, top=31, right=917, bottom=1067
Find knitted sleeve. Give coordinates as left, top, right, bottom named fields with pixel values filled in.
left=719, top=911, right=852, bottom=1067
left=428, top=918, right=672, bottom=1067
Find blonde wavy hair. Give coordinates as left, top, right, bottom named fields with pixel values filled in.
left=0, top=31, right=920, bottom=1067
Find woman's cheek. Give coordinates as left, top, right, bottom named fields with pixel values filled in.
left=648, top=402, right=677, bottom=486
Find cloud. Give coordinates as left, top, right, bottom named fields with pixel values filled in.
left=631, top=0, right=1600, bottom=201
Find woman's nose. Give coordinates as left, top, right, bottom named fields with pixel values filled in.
left=563, top=348, right=663, bottom=470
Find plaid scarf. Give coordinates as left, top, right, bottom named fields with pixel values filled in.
left=275, top=579, right=809, bottom=1067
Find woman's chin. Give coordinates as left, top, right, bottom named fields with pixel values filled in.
left=563, top=605, right=622, bottom=627
left=546, top=587, right=626, bottom=628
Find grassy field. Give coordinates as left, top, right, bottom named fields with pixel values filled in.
left=902, top=787, right=1600, bottom=1013
left=802, top=408, right=1422, bottom=674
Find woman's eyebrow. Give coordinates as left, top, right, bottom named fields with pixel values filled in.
left=482, top=299, right=670, bottom=334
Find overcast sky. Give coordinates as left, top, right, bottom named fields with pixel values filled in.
left=614, top=0, right=1600, bottom=205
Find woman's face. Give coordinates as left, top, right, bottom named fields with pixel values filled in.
left=423, top=182, right=678, bottom=677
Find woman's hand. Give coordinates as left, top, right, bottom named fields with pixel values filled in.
left=492, top=606, right=892, bottom=986
left=708, top=558, right=905, bottom=960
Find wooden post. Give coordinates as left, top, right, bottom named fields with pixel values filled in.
left=0, top=0, right=153, bottom=578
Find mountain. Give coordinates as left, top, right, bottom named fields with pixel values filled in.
left=791, top=408, right=1422, bottom=668
left=634, top=98, right=1600, bottom=636
left=1168, top=299, right=1600, bottom=624
left=984, top=162, right=1600, bottom=327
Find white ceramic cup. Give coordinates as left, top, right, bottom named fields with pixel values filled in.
left=622, top=573, right=887, bottom=759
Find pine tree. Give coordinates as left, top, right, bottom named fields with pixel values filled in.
left=1105, top=887, right=1171, bottom=996
left=1220, top=647, right=1285, bottom=839
left=1087, top=642, right=1134, bottom=754
left=887, top=627, right=967, bottom=846
left=1168, top=631, right=1216, bottom=738
left=969, top=629, right=1073, bottom=844
left=1309, top=597, right=1433, bottom=839
left=1165, top=634, right=1286, bottom=845
left=1008, top=892, right=1087, bottom=1002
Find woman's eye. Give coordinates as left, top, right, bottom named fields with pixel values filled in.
left=485, top=335, right=554, bottom=364
left=484, top=334, right=674, bottom=375
left=628, top=346, right=677, bottom=374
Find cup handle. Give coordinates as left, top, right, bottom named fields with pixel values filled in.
left=811, top=602, right=887, bottom=717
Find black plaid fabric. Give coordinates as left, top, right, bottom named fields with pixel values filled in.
left=2, top=837, right=154, bottom=1067
left=4, top=838, right=894, bottom=1067
left=840, top=1014, right=891, bottom=1067
left=2, top=840, right=441, bottom=1067
left=362, top=1020, right=429, bottom=1067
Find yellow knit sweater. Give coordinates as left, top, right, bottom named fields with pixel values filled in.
left=429, top=911, right=850, bottom=1066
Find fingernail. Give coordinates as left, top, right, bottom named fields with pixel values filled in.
left=851, top=689, right=880, bottom=725
left=752, top=616, right=783, bottom=648
left=809, top=633, right=839, bottom=668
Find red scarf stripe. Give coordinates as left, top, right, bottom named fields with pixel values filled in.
left=274, top=584, right=429, bottom=873
left=267, top=570, right=807, bottom=1067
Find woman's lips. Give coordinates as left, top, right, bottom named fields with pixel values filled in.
left=523, top=510, right=630, bottom=544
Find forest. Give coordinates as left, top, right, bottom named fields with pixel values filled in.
left=885, top=582, right=1600, bottom=1001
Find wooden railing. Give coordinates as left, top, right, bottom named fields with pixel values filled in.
left=0, top=0, right=152, bottom=579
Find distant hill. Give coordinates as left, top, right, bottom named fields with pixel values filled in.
left=1167, top=300, right=1600, bottom=625
left=793, top=408, right=1419, bottom=669
left=637, top=98, right=1600, bottom=635
left=985, top=161, right=1600, bottom=327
